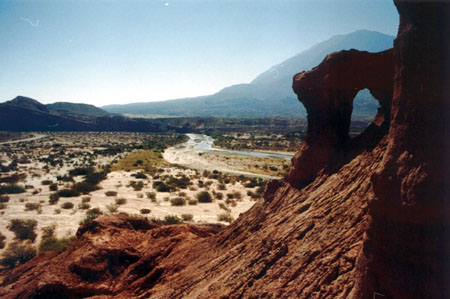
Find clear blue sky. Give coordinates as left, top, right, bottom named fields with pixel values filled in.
left=0, top=0, right=399, bottom=106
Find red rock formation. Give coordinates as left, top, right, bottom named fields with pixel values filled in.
left=287, top=48, right=394, bottom=187
left=0, top=1, right=448, bottom=298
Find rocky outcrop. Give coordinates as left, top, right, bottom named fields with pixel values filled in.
left=360, top=1, right=450, bottom=298
left=0, top=1, right=448, bottom=298
left=287, top=49, right=393, bottom=187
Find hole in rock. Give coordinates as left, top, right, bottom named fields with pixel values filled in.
left=349, top=89, right=379, bottom=138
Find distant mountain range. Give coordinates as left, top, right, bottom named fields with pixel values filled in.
left=0, top=96, right=151, bottom=131
left=0, top=96, right=310, bottom=132
left=103, top=30, right=394, bottom=118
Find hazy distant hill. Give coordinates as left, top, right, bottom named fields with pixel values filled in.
left=0, top=96, right=148, bottom=131
left=103, top=30, right=394, bottom=118
left=47, top=102, right=110, bottom=117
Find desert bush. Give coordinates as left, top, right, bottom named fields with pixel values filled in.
left=218, top=202, right=231, bottom=212
left=181, top=214, right=193, bottom=221
left=41, top=224, right=56, bottom=239
left=8, top=219, right=37, bottom=242
left=106, top=203, right=119, bottom=213
left=225, top=198, right=237, bottom=207
left=0, top=184, right=25, bottom=194
left=41, top=180, right=53, bottom=185
left=39, top=236, right=73, bottom=253
left=129, top=180, right=144, bottom=191
left=0, top=203, right=6, bottom=209
left=137, top=193, right=144, bottom=198
left=170, top=197, right=186, bottom=206
left=197, top=191, right=213, bottom=203
left=68, top=167, right=94, bottom=177
left=134, top=172, right=147, bottom=179
left=0, top=242, right=36, bottom=268
left=188, top=199, right=198, bottom=205
left=49, top=183, right=58, bottom=191
left=215, top=192, right=224, bottom=200
left=58, top=188, right=80, bottom=198
left=218, top=183, right=226, bottom=190
left=49, top=193, right=60, bottom=205
left=61, top=202, right=74, bottom=209
left=153, top=181, right=169, bottom=192
left=115, top=197, right=127, bottom=205
left=56, top=175, right=74, bottom=182
left=82, top=196, right=91, bottom=203
left=0, top=232, right=5, bottom=249
left=105, top=191, right=117, bottom=197
left=146, top=192, right=156, bottom=200
left=0, top=195, right=9, bottom=203
left=71, top=181, right=99, bottom=194
left=78, top=202, right=90, bottom=210
left=233, top=191, right=242, bottom=200
left=80, top=208, right=103, bottom=225
left=217, top=212, right=234, bottom=223
left=25, top=202, right=41, bottom=211
left=140, top=208, right=151, bottom=214
left=163, top=215, right=182, bottom=225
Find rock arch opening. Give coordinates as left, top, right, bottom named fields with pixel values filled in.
left=287, top=49, right=394, bottom=188
left=350, top=89, right=380, bottom=138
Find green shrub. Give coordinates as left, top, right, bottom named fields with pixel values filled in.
left=140, top=208, right=151, bottom=214
left=0, top=184, right=25, bottom=194
left=80, top=208, right=103, bottom=225
left=170, top=197, right=186, bottom=206
left=163, top=215, right=182, bottom=225
left=61, top=202, right=74, bottom=209
left=197, top=191, right=213, bottom=203
left=181, top=214, right=193, bottom=221
left=8, top=219, right=37, bottom=242
left=0, top=195, right=9, bottom=203
left=0, top=242, right=36, bottom=268
left=115, top=197, right=127, bottom=205
left=41, top=224, right=56, bottom=239
left=106, top=203, right=119, bottom=213
left=38, top=237, right=73, bottom=253
left=105, top=191, right=117, bottom=197
left=217, top=212, right=234, bottom=223
left=129, top=180, right=144, bottom=191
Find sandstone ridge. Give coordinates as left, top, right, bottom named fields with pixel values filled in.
left=0, top=1, right=448, bottom=298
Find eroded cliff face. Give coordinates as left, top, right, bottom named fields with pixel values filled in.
left=0, top=1, right=448, bottom=298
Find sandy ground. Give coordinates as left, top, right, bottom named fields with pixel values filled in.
left=0, top=132, right=267, bottom=252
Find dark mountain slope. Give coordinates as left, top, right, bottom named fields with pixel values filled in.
left=46, top=102, right=110, bottom=117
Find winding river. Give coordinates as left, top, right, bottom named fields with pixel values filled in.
left=164, top=134, right=294, bottom=179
